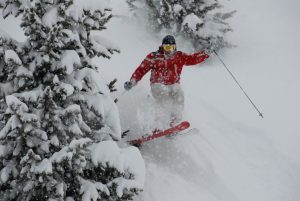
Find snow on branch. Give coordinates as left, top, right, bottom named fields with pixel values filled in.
left=5, top=95, right=28, bottom=113
left=0, top=82, right=14, bottom=97
left=0, top=166, right=12, bottom=183
left=0, top=144, right=11, bottom=158
left=66, top=0, right=111, bottom=21
left=89, top=141, right=145, bottom=197
left=59, top=50, right=81, bottom=75
left=0, top=115, right=20, bottom=139
left=84, top=93, right=121, bottom=140
left=79, top=177, right=110, bottom=201
left=51, top=138, right=92, bottom=163
left=0, top=27, right=10, bottom=40
left=42, top=7, right=59, bottom=28
left=13, top=86, right=43, bottom=103
left=30, top=159, right=53, bottom=174
left=4, top=49, right=22, bottom=65
left=90, top=35, right=120, bottom=58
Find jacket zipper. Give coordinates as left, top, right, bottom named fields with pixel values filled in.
left=164, top=60, right=168, bottom=84
left=174, top=64, right=178, bottom=82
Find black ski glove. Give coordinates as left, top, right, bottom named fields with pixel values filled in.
left=124, top=80, right=136, bottom=91
left=124, top=81, right=132, bottom=90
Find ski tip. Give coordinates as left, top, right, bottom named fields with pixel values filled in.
left=181, top=121, right=190, bottom=127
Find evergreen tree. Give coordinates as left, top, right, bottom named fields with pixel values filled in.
left=127, top=0, right=235, bottom=51
left=0, top=1, right=145, bottom=200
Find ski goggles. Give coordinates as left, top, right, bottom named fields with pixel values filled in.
left=162, top=44, right=176, bottom=52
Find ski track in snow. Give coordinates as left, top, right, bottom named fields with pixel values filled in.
left=1, top=0, right=300, bottom=200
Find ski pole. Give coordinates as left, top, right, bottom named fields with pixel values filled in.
left=213, top=50, right=264, bottom=118
left=114, top=90, right=127, bottom=103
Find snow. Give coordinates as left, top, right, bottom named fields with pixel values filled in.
left=53, top=75, right=59, bottom=84
left=108, top=146, right=145, bottom=197
left=50, top=135, right=59, bottom=146
left=89, top=141, right=145, bottom=196
left=73, top=0, right=111, bottom=12
left=0, top=27, right=10, bottom=39
left=95, top=0, right=300, bottom=200
left=75, top=68, right=122, bottom=140
left=79, top=178, right=109, bottom=201
left=198, top=16, right=230, bottom=38
left=16, top=66, right=33, bottom=77
left=51, top=147, right=73, bottom=163
left=69, top=138, right=92, bottom=149
left=0, top=0, right=299, bottom=200
left=0, top=116, right=21, bottom=139
left=90, top=34, right=120, bottom=57
left=0, top=166, right=10, bottom=183
left=173, top=4, right=183, bottom=13
left=20, top=112, right=38, bottom=123
left=121, top=146, right=145, bottom=184
left=66, top=0, right=111, bottom=21
left=84, top=93, right=121, bottom=140
left=90, top=141, right=122, bottom=169
left=182, top=13, right=204, bottom=31
left=0, top=82, right=14, bottom=97
left=13, top=86, right=43, bottom=103
left=51, top=138, right=91, bottom=163
left=58, top=82, right=74, bottom=96
left=56, top=183, right=65, bottom=197
left=36, top=138, right=144, bottom=198
left=76, top=68, right=110, bottom=94
left=31, top=159, right=53, bottom=174
left=68, top=123, right=83, bottom=136
left=20, top=149, right=41, bottom=165
left=60, top=50, right=81, bottom=75
left=42, top=7, right=58, bottom=28
left=0, top=144, right=9, bottom=157
left=61, top=104, right=81, bottom=115
left=0, top=15, right=25, bottom=41
left=5, top=95, right=28, bottom=113
left=61, top=29, right=87, bottom=57
left=23, top=181, right=34, bottom=192
left=4, top=49, right=22, bottom=64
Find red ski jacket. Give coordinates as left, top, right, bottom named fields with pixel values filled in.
left=131, top=50, right=209, bottom=85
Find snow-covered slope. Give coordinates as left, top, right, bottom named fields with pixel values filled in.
left=1, top=0, right=299, bottom=200
left=96, top=0, right=300, bottom=201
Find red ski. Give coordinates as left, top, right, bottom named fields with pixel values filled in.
left=129, top=121, right=190, bottom=145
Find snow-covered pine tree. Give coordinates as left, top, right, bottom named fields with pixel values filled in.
left=0, top=1, right=145, bottom=201
left=127, top=0, right=235, bottom=51
left=0, top=28, right=26, bottom=125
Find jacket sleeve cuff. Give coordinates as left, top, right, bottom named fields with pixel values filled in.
left=130, top=78, right=137, bottom=86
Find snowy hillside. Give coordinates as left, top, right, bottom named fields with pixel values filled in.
left=1, top=0, right=300, bottom=200
left=96, top=0, right=300, bottom=201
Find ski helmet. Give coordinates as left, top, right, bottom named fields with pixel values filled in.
left=162, top=35, right=176, bottom=45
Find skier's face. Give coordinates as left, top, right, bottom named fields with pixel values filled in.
left=162, top=44, right=176, bottom=53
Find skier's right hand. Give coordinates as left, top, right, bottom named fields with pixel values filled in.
left=124, top=80, right=136, bottom=90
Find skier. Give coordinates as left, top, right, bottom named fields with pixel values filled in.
left=124, top=35, right=209, bottom=126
